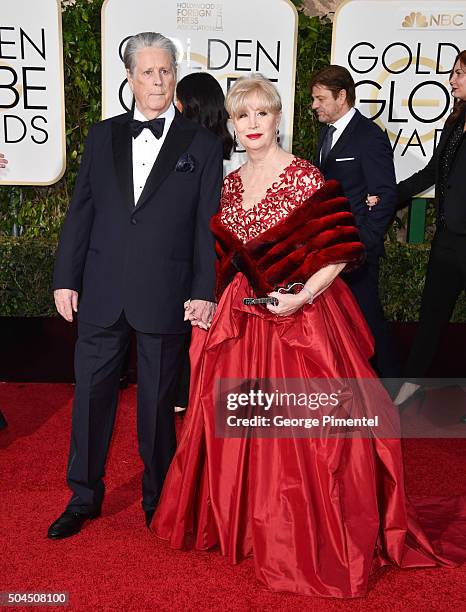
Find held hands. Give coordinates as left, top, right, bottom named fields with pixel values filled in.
left=184, top=299, right=217, bottom=330
left=366, top=194, right=379, bottom=209
left=266, top=290, right=309, bottom=317
left=54, top=289, right=79, bottom=322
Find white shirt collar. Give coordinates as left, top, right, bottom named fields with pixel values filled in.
left=133, top=103, right=176, bottom=135
left=131, top=103, right=176, bottom=205
left=330, top=107, right=356, bottom=133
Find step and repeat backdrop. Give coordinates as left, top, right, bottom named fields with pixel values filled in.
left=0, top=0, right=464, bottom=186
left=333, top=0, right=465, bottom=195
left=101, top=0, right=298, bottom=173
left=0, top=0, right=65, bottom=185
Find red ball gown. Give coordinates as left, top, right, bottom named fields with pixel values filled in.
left=153, top=158, right=465, bottom=597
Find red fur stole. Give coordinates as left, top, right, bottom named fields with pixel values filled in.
left=210, top=179, right=365, bottom=299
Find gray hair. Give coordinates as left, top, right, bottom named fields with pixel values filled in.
left=123, top=32, right=178, bottom=76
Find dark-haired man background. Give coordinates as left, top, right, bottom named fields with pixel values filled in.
left=310, top=64, right=400, bottom=380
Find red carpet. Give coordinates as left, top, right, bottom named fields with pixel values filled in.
left=1, top=382, right=465, bottom=611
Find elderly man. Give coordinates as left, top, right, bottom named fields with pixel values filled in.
left=48, top=32, right=223, bottom=539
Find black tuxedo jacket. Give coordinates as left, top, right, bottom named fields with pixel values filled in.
left=397, top=111, right=466, bottom=235
left=315, top=109, right=397, bottom=258
left=53, top=110, right=223, bottom=333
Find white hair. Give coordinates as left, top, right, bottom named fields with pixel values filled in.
left=123, top=32, right=177, bottom=75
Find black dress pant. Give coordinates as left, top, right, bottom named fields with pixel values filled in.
left=404, top=229, right=466, bottom=379
left=173, top=332, right=191, bottom=408
left=344, top=257, right=401, bottom=379
left=66, top=312, right=187, bottom=515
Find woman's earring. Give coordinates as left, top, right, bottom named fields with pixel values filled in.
left=276, top=127, right=280, bottom=144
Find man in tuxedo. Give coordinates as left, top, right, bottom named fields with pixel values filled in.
left=48, top=32, right=223, bottom=539
left=310, top=65, right=399, bottom=379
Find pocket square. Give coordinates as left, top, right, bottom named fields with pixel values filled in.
left=335, top=157, right=355, bottom=162
left=175, top=153, right=196, bottom=173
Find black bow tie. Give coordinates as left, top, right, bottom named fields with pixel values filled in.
left=130, top=117, right=165, bottom=139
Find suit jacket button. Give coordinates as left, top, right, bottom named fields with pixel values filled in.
left=131, top=218, right=137, bottom=225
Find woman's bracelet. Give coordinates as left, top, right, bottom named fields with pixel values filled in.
left=301, top=287, right=314, bottom=304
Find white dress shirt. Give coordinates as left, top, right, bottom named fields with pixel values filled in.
left=320, top=107, right=356, bottom=163
left=132, top=104, right=175, bottom=205
left=329, top=107, right=356, bottom=148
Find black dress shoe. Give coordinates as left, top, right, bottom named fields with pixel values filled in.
left=0, top=410, right=7, bottom=430
left=47, top=510, right=100, bottom=540
left=145, top=509, right=155, bottom=529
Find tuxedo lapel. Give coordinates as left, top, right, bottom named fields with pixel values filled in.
left=133, top=113, right=197, bottom=213
left=321, top=111, right=360, bottom=169
left=112, top=114, right=134, bottom=212
left=315, top=126, right=326, bottom=169
left=434, top=114, right=465, bottom=181
left=435, top=118, right=456, bottom=158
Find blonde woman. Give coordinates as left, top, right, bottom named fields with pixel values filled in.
left=154, top=76, right=465, bottom=597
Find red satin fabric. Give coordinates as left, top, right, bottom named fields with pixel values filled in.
left=153, top=273, right=466, bottom=598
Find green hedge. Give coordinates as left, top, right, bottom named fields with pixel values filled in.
left=292, top=5, right=332, bottom=159
left=0, top=237, right=56, bottom=316
left=1, top=235, right=465, bottom=321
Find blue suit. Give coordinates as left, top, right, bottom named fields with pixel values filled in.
left=316, top=109, right=400, bottom=378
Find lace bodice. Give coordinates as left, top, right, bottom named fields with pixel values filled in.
left=219, top=157, right=324, bottom=243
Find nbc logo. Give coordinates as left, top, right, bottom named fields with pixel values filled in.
left=402, top=11, right=464, bottom=28
left=402, top=12, right=428, bottom=27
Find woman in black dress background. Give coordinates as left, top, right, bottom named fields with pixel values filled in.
left=173, top=72, right=233, bottom=411
left=395, top=51, right=466, bottom=406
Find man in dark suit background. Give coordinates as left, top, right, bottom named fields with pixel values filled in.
left=48, top=32, right=223, bottom=539
left=310, top=65, right=399, bottom=380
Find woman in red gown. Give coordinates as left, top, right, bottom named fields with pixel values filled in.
left=153, top=76, right=465, bottom=597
